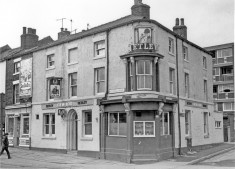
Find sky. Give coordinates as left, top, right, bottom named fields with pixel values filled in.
left=0, top=0, right=234, bottom=49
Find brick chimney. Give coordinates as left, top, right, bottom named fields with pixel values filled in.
left=173, top=18, right=187, bottom=39
left=21, top=27, right=39, bottom=49
left=131, top=0, right=150, bottom=19
left=58, top=28, right=70, bottom=40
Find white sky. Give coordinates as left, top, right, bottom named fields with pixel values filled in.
left=0, top=0, right=234, bottom=48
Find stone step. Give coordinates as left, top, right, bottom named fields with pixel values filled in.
left=67, top=150, right=78, bottom=156
left=131, top=154, right=158, bottom=164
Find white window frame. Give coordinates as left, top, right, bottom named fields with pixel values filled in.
left=183, top=46, right=188, bottom=61
left=43, top=113, right=55, bottom=137
left=133, top=121, right=155, bottom=137
left=108, top=112, right=127, bottom=137
left=94, top=40, right=105, bottom=58
left=13, top=83, right=20, bottom=104
left=69, top=72, right=77, bottom=98
left=95, top=67, right=105, bottom=94
left=47, top=54, right=55, bottom=68
left=68, top=48, right=78, bottom=64
left=83, top=111, right=92, bottom=137
left=185, top=73, right=189, bottom=98
left=161, top=112, right=170, bottom=135
left=185, top=110, right=191, bottom=136
left=203, top=112, right=209, bottom=136
left=14, top=61, right=20, bottom=74
left=203, top=56, right=207, bottom=69
left=169, top=68, right=175, bottom=95
left=223, top=102, right=235, bottom=111
left=168, top=38, right=174, bottom=54
left=215, top=121, right=222, bottom=129
left=217, top=48, right=233, bottom=58
left=136, top=60, right=152, bottom=90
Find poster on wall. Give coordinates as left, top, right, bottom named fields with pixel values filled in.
left=49, top=78, right=61, bottom=99
left=136, top=28, right=152, bottom=43
left=19, top=57, right=32, bottom=97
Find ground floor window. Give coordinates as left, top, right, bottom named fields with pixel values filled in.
left=108, top=112, right=127, bottom=136
left=22, top=114, right=29, bottom=136
left=185, top=110, right=191, bottom=136
left=134, top=121, right=155, bottom=137
left=203, top=112, right=209, bottom=136
left=83, top=111, right=92, bottom=136
left=161, top=112, right=170, bottom=135
left=43, top=113, right=55, bottom=137
left=8, top=116, right=14, bottom=136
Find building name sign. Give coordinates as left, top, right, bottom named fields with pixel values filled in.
left=129, top=43, right=159, bottom=53
left=41, top=99, right=93, bottom=110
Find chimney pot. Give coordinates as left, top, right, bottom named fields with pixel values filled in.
left=23, top=27, right=26, bottom=34
left=60, top=28, right=64, bottom=32
left=175, top=18, right=179, bottom=26
left=181, top=18, right=184, bottom=25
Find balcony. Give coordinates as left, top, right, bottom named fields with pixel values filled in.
left=213, top=92, right=234, bottom=100
left=214, top=74, right=234, bottom=82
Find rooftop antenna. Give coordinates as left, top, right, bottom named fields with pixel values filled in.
left=70, top=19, right=73, bottom=32
left=57, top=18, right=66, bottom=29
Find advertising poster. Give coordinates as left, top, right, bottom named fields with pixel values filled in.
left=49, top=78, right=61, bottom=99
left=19, top=58, right=32, bottom=97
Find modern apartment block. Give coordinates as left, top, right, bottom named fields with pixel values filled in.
left=205, top=43, right=234, bottom=142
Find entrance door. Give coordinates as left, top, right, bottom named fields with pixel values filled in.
left=67, top=109, right=78, bottom=150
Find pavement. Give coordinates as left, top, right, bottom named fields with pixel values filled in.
left=0, top=142, right=234, bottom=169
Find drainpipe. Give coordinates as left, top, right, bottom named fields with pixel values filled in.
left=105, top=29, right=110, bottom=98
left=175, top=37, right=182, bottom=155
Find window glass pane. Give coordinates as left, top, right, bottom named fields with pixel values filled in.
left=97, top=81, right=105, bottom=93
left=137, top=60, right=144, bottom=74
left=135, top=122, right=144, bottom=135
left=71, top=86, right=77, bottom=96
left=23, top=118, right=29, bottom=134
left=8, top=118, right=14, bottom=136
left=68, top=48, right=77, bottom=63
left=145, top=122, right=154, bottom=135
left=109, top=113, right=118, bottom=135
left=71, top=73, right=77, bottom=85
left=45, top=115, right=49, bottom=124
left=145, top=61, right=151, bottom=74
left=51, top=114, right=55, bottom=124
left=85, top=112, right=92, bottom=123
left=85, top=124, right=92, bottom=135
left=97, top=68, right=105, bottom=81
left=119, top=113, right=127, bottom=135
left=164, top=113, right=169, bottom=135
left=145, top=76, right=152, bottom=89
left=222, top=48, right=232, bottom=57
left=45, top=125, right=49, bottom=134
left=137, top=75, right=145, bottom=88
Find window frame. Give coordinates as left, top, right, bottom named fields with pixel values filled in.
left=223, top=102, right=234, bottom=111
left=133, top=121, right=155, bottom=137
left=83, top=110, right=92, bottom=137
left=22, top=115, right=29, bottom=135
left=69, top=72, right=77, bottom=98
left=204, top=80, right=208, bottom=101
left=43, top=113, right=55, bottom=137
left=47, top=54, right=55, bottom=68
left=13, top=83, right=20, bottom=104
left=161, top=112, right=170, bottom=135
left=14, top=61, right=20, bottom=74
left=94, top=40, right=105, bottom=58
left=183, top=46, right=188, bottom=61
left=108, top=112, right=127, bottom=137
left=185, top=110, right=191, bottom=136
left=136, top=60, right=152, bottom=90
left=215, top=121, right=222, bottom=129
left=203, top=56, right=207, bottom=69
left=68, top=47, right=78, bottom=64
left=168, top=38, right=174, bottom=54
left=203, top=112, right=209, bottom=136
left=217, top=48, right=233, bottom=58
left=185, top=73, right=189, bottom=98
left=169, top=68, right=175, bottom=95
left=95, top=67, right=105, bottom=94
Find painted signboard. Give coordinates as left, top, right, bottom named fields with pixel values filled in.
left=19, top=58, right=32, bottom=97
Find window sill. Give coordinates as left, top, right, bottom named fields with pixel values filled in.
left=67, top=62, right=78, bottom=66
left=13, top=72, right=20, bottom=76
left=168, top=52, right=175, bottom=56
left=81, top=137, right=93, bottom=141
left=107, top=135, right=127, bottom=138
left=185, top=136, right=192, bottom=139
left=184, top=59, right=189, bottom=63
left=46, top=66, right=55, bottom=71
left=215, top=127, right=222, bottom=129
left=93, top=55, right=105, bottom=60
left=42, top=136, right=56, bottom=140
left=203, top=68, right=207, bottom=71
left=134, top=135, right=155, bottom=138
left=204, top=134, right=209, bottom=138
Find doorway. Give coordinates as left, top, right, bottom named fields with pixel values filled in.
left=67, top=109, right=78, bottom=150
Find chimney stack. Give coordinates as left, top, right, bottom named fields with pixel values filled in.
left=58, top=28, right=70, bottom=40
left=21, top=27, right=39, bottom=49
left=131, top=0, right=150, bottom=19
left=173, top=18, right=187, bottom=39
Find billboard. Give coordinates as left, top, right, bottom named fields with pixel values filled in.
left=19, top=57, right=32, bottom=97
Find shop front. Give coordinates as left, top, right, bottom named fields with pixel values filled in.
left=5, top=105, right=31, bottom=147
left=99, top=95, right=177, bottom=163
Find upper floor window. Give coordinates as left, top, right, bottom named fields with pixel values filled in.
left=204, top=80, right=208, bottom=101
left=43, top=113, right=55, bottom=137
left=108, top=112, right=127, bottom=136
left=223, top=102, right=234, bottom=111
left=135, top=27, right=152, bottom=43
left=47, top=54, right=55, bottom=68
left=183, top=46, right=188, bottom=61
left=68, top=48, right=78, bottom=64
left=83, top=111, right=92, bottom=136
left=217, top=48, right=233, bottom=58
left=14, top=62, right=20, bottom=74
left=136, top=60, right=152, bottom=90
left=169, top=38, right=174, bottom=54
left=69, top=73, right=77, bottom=97
left=185, top=73, right=189, bottom=97
left=13, top=84, right=20, bottom=104
left=169, top=68, right=175, bottom=95
left=94, top=40, right=105, bottom=57
left=203, top=56, right=207, bottom=69
left=95, top=67, right=105, bottom=94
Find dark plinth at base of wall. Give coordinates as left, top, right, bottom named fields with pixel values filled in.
left=30, top=147, right=67, bottom=154
left=77, top=150, right=99, bottom=158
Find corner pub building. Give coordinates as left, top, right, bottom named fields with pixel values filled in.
left=27, top=0, right=223, bottom=163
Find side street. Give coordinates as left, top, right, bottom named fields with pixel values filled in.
left=0, top=143, right=234, bottom=169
